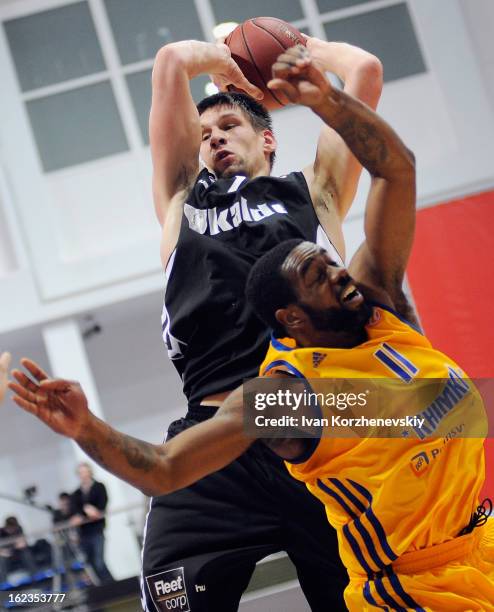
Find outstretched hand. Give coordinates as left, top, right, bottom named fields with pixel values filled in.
left=268, top=45, right=331, bottom=108
left=8, top=358, right=91, bottom=440
left=0, top=352, right=11, bottom=404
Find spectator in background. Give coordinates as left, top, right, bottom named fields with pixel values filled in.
left=0, top=516, right=37, bottom=583
left=52, top=492, right=74, bottom=525
left=0, top=357, right=37, bottom=584
left=71, top=463, right=113, bottom=584
left=52, top=492, right=80, bottom=585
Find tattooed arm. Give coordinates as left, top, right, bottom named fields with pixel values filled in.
left=9, top=360, right=253, bottom=497
left=269, top=46, right=415, bottom=310
left=312, top=72, right=416, bottom=308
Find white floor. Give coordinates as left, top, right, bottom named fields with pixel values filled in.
left=240, top=581, right=311, bottom=612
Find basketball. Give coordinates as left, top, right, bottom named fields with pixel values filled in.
left=225, top=17, right=307, bottom=110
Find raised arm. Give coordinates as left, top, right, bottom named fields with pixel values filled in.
left=269, top=46, right=414, bottom=311
left=319, top=90, right=415, bottom=310
left=150, top=42, right=262, bottom=265
left=302, top=38, right=383, bottom=221
left=9, top=360, right=252, bottom=497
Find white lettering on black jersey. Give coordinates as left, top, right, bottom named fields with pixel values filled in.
left=183, top=198, right=288, bottom=236
left=161, top=169, right=343, bottom=404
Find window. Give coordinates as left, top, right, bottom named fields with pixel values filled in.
left=3, top=0, right=426, bottom=171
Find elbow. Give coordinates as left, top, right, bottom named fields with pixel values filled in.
left=155, top=43, right=181, bottom=63
left=401, top=146, right=416, bottom=177
left=138, top=450, right=176, bottom=498
left=140, top=483, right=168, bottom=498
left=377, top=147, right=415, bottom=183
left=358, top=55, right=383, bottom=88
left=351, top=56, right=383, bottom=110
left=153, top=45, right=187, bottom=81
left=405, top=147, right=416, bottom=168
left=360, top=55, right=384, bottom=83
left=139, top=474, right=172, bottom=498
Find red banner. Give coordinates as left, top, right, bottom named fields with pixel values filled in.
left=407, top=190, right=494, bottom=497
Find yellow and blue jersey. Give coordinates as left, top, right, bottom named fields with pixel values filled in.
left=259, top=305, right=486, bottom=596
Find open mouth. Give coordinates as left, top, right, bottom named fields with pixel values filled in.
left=340, top=283, right=363, bottom=307
left=216, top=150, right=233, bottom=162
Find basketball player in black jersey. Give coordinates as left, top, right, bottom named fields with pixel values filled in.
left=148, top=36, right=381, bottom=611
left=9, top=43, right=382, bottom=611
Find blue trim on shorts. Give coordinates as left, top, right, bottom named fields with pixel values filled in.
left=374, top=576, right=407, bottom=611
left=331, top=478, right=389, bottom=570
left=386, top=569, right=426, bottom=612
left=363, top=582, right=388, bottom=610
left=353, top=519, right=388, bottom=571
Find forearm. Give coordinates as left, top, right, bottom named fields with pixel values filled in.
left=158, top=40, right=229, bottom=79
left=74, top=405, right=253, bottom=498
left=150, top=44, right=205, bottom=223
left=312, top=88, right=414, bottom=179
left=306, top=39, right=383, bottom=109
left=74, top=415, right=169, bottom=497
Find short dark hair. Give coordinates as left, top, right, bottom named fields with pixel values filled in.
left=59, top=492, right=70, bottom=500
left=246, top=239, right=303, bottom=336
left=197, top=92, right=276, bottom=168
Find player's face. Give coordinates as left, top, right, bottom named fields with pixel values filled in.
left=199, top=106, right=268, bottom=179
left=283, top=242, right=371, bottom=333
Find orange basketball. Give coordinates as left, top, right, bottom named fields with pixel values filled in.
left=225, top=17, right=306, bottom=109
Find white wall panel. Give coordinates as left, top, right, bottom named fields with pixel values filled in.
left=47, top=154, right=155, bottom=263
left=0, top=204, right=17, bottom=277
left=0, top=0, right=493, bottom=330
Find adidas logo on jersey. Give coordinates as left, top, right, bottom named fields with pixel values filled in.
left=312, top=352, right=326, bottom=368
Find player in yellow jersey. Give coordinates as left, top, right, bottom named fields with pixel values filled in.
left=243, top=238, right=493, bottom=611
left=8, top=46, right=493, bottom=610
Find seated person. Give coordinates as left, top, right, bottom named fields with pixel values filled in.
left=0, top=516, right=37, bottom=582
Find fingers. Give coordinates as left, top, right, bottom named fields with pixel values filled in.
left=40, top=379, right=72, bottom=391
left=8, top=380, right=44, bottom=405
left=11, top=369, right=39, bottom=394
left=267, top=78, right=300, bottom=104
left=272, top=45, right=311, bottom=78
left=237, top=77, right=264, bottom=101
left=11, top=394, right=40, bottom=416
left=227, top=62, right=264, bottom=100
left=20, top=358, right=49, bottom=383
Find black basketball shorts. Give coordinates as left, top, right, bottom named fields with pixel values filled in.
left=140, top=406, right=348, bottom=612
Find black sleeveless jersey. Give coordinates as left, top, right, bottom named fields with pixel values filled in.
left=161, top=168, right=342, bottom=404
